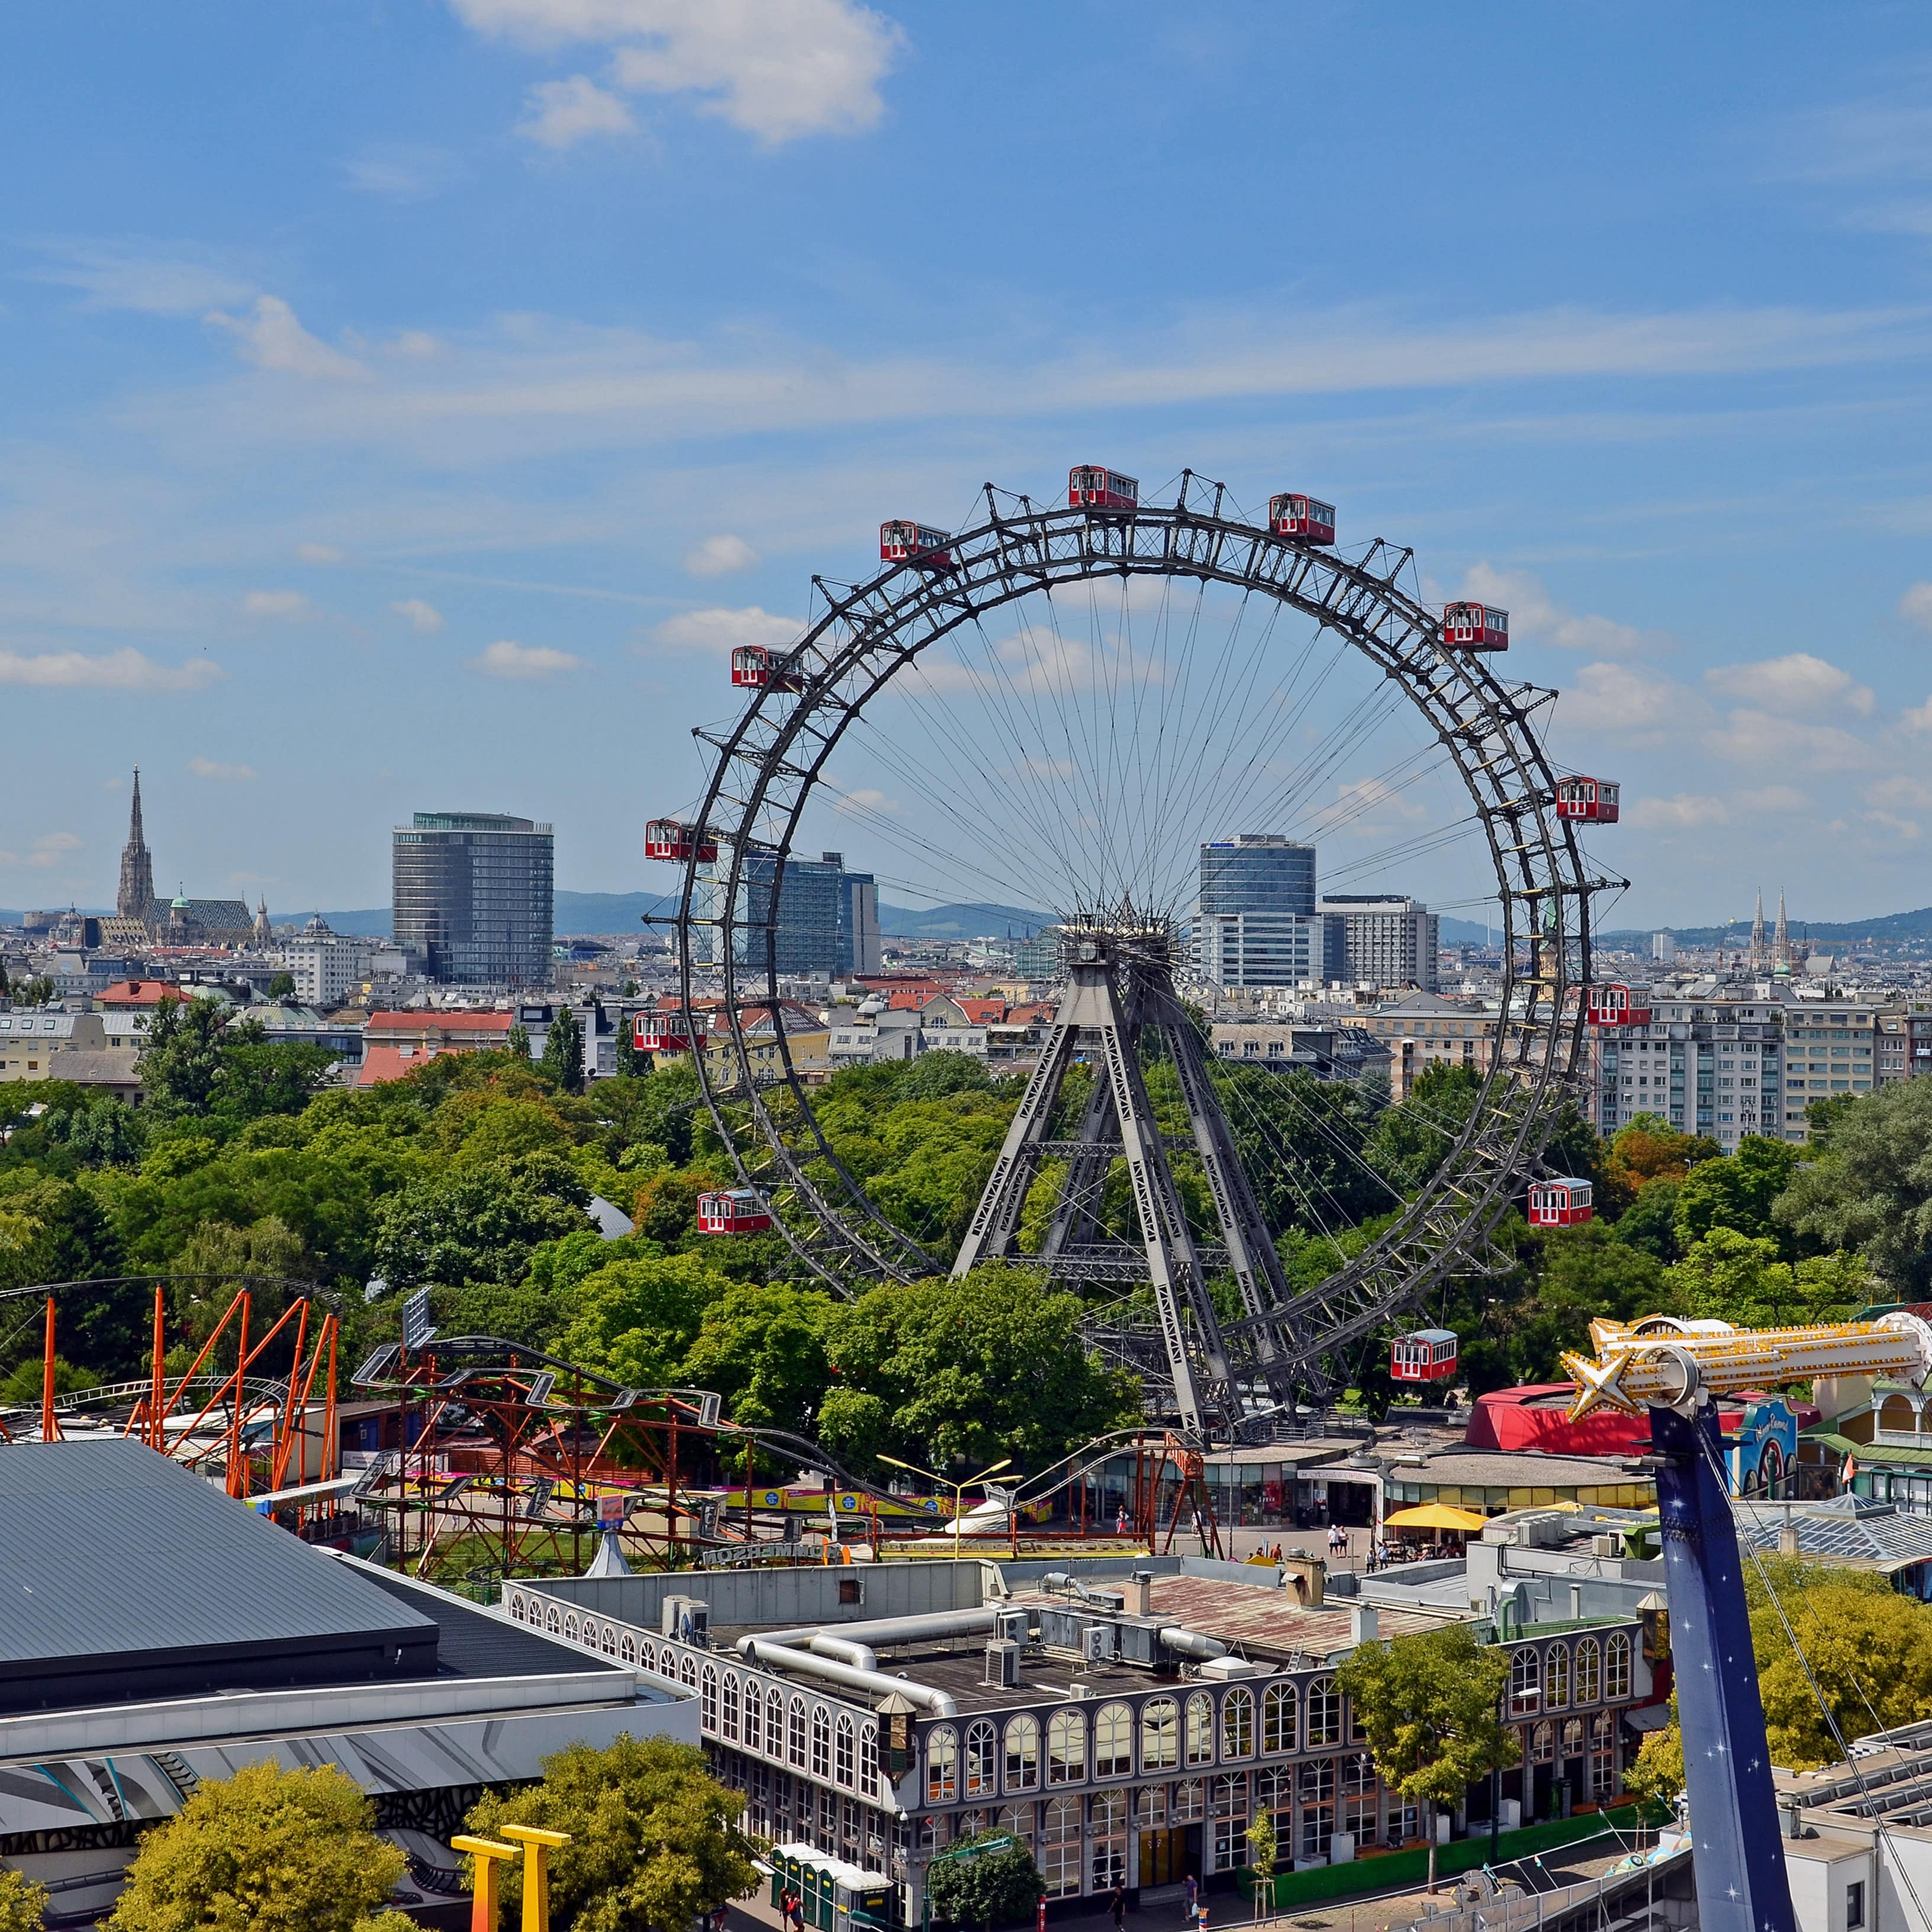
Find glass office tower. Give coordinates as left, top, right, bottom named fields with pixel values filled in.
left=392, top=812, right=554, bottom=986
left=1195, top=833, right=1322, bottom=988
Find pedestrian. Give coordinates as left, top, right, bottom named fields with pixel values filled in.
left=1110, top=1883, right=1126, bottom=1932
left=1184, top=1873, right=1198, bottom=1924
left=1270, top=1540, right=1283, bottom=1563
left=1116, top=1506, right=1130, bottom=1537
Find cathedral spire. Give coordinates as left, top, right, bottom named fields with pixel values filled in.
left=1774, top=887, right=1792, bottom=973
left=1750, top=890, right=1766, bottom=970
left=117, top=766, right=156, bottom=921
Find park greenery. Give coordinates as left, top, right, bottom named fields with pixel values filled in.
left=924, top=1830, right=1044, bottom=1930
left=0, top=987, right=1923, bottom=1466
left=104, top=1760, right=410, bottom=1932
left=461, top=1735, right=761, bottom=1932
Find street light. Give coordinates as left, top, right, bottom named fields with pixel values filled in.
left=878, top=1453, right=1013, bottom=1561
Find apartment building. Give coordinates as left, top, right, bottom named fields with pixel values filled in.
left=1355, top=994, right=1498, bottom=1102
left=1317, top=896, right=1440, bottom=994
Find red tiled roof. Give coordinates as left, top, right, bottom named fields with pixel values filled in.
left=356, top=1042, right=475, bottom=1085
left=97, top=981, right=178, bottom=1007
left=365, top=1010, right=516, bottom=1036
left=952, top=998, right=1006, bottom=1022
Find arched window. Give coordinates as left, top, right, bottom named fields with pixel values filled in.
left=1262, top=1682, right=1297, bottom=1755
left=1545, top=1643, right=1570, bottom=1710
left=1094, top=1704, right=1133, bottom=1779
left=1589, top=1712, right=1616, bottom=1798
left=564, top=1612, right=579, bottom=1643
left=1561, top=1717, right=1585, bottom=1762
left=1004, top=1714, right=1040, bottom=1791
left=1041, top=1796, right=1082, bottom=1897
left=602, top=1624, right=618, bottom=1656
left=1305, top=1677, right=1341, bottom=1749
left=812, top=1704, right=832, bottom=1780
left=1508, top=1647, right=1541, bottom=1718
left=546, top=1606, right=562, bottom=1635
left=1606, top=1631, right=1632, bottom=1701
left=620, top=1633, right=637, bottom=1666
left=1185, top=1692, right=1215, bottom=1766
left=743, top=1679, right=761, bottom=1752
left=1575, top=1637, right=1601, bottom=1705
left=681, top=1654, right=698, bottom=1691
left=996, top=1802, right=1035, bottom=1849
left=1222, top=1688, right=1254, bottom=1760
left=768, top=1687, right=784, bottom=1756
left=860, top=1722, right=878, bottom=1793
left=789, top=1695, right=809, bottom=1768
left=722, top=1672, right=740, bottom=1742
left=965, top=1719, right=997, bottom=1798
left=701, top=1664, right=719, bottom=1732
left=1141, top=1696, right=1178, bottom=1771
left=1048, top=1709, right=1086, bottom=1785
left=638, top=1642, right=656, bottom=1676
left=836, top=1713, right=857, bottom=1789
left=509, top=1594, right=526, bottom=1622
left=927, top=1725, right=959, bottom=1805
left=1530, top=1721, right=1554, bottom=1763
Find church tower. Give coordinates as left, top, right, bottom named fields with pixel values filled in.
left=1750, top=890, right=1767, bottom=971
left=253, top=896, right=272, bottom=948
left=1774, top=888, right=1792, bottom=974
left=117, top=767, right=156, bottom=920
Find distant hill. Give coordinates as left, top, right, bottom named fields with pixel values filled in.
left=1438, top=915, right=1499, bottom=947
left=880, top=900, right=1052, bottom=939
left=1600, top=906, right=1932, bottom=949
left=273, top=891, right=677, bottom=939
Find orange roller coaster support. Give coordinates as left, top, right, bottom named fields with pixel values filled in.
left=41, top=1296, right=58, bottom=1444
left=149, top=1281, right=166, bottom=1450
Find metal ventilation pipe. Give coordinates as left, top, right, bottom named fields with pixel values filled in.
left=735, top=1637, right=959, bottom=1717
left=1159, top=1625, right=1229, bottom=1660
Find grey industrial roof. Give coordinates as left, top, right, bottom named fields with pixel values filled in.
left=353, top=1565, right=630, bottom=1682
left=1735, top=1496, right=1932, bottom=1571
left=0, top=1439, right=434, bottom=1707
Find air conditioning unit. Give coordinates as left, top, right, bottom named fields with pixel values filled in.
left=995, top=1607, right=1031, bottom=1646
left=984, top=1640, right=1020, bottom=1688
left=661, top=1595, right=710, bottom=1643
left=1083, top=1622, right=1116, bottom=1665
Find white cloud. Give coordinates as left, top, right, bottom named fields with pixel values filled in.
left=391, top=597, right=446, bottom=634
left=205, top=297, right=369, bottom=381
left=1703, top=708, right=1870, bottom=772
left=29, top=242, right=255, bottom=315
left=296, top=542, right=345, bottom=565
left=1866, top=775, right=1932, bottom=813
left=1904, top=693, right=1932, bottom=736
left=1628, top=793, right=1731, bottom=830
left=0, top=647, right=220, bottom=690
left=1901, top=582, right=1932, bottom=632
left=653, top=605, right=798, bottom=654
left=470, top=639, right=583, bottom=677
left=188, top=757, right=258, bottom=781
left=25, top=832, right=82, bottom=870
left=451, top=0, right=905, bottom=144
left=832, top=785, right=899, bottom=817
left=519, top=75, right=637, bottom=148
left=242, top=588, right=309, bottom=619
left=1704, top=651, right=1873, bottom=716
left=1557, top=661, right=1692, bottom=738
left=1326, top=775, right=1431, bottom=826
left=1459, top=564, right=1663, bottom=658
left=1740, top=784, right=1811, bottom=814
left=684, top=533, right=760, bottom=578
left=341, top=144, right=464, bottom=199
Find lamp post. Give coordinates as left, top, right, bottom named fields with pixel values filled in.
left=878, top=1454, right=1013, bottom=1562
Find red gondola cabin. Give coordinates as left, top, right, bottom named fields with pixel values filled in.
left=634, top=1011, right=694, bottom=1054
left=644, top=819, right=719, bottom=864
left=1391, top=1329, right=1459, bottom=1383
left=1556, top=777, right=1620, bottom=823
left=697, top=1188, right=774, bottom=1235
left=1528, top=1178, right=1594, bottom=1227
left=1442, top=603, right=1509, bottom=651
left=1268, top=493, right=1337, bottom=545
left=1069, top=466, right=1140, bottom=513
left=880, top=521, right=955, bottom=570
left=1588, top=983, right=1651, bottom=1028
left=731, top=645, right=804, bottom=693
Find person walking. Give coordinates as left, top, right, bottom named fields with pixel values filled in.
left=1109, top=1883, right=1126, bottom=1932
left=1184, top=1873, right=1199, bottom=1925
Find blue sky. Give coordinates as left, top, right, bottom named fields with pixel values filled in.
left=7, top=2, right=1932, bottom=927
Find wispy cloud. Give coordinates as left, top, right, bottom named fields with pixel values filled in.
left=241, top=588, right=309, bottom=619
left=188, top=756, right=257, bottom=781
left=1628, top=793, right=1730, bottom=830
left=391, top=598, right=446, bottom=634
left=27, top=240, right=256, bottom=315
left=0, top=647, right=220, bottom=690
left=451, top=0, right=906, bottom=146
left=1704, top=651, right=1874, bottom=717
left=1458, top=563, right=1668, bottom=658
left=340, top=144, right=465, bottom=199
left=0, top=832, right=85, bottom=872
left=519, top=76, right=636, bottom=148
left=653, top=605, right=798, bottom=654
left=684, top=533, right=759, bottom=578
left=297, top=542, right=345, bottom=565
left=205, top=297, right=369, bottom=381
left=469, top=638, right=582, bottom=677
left=1901, top=582, right=1932, bottom=632
left=1703, top=708, right=1870, bottom=773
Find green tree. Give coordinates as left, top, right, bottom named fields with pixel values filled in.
left=1673, top=1135, right=1800, bottom=1254
left=1611, top=1180, right=1680, bottom=1262
left=1754, top=1577, right=1932, bottom=1770
left=558, top=1251, right=736, bottom=1386
left=1245, top=1809, right=1278, bottom=1902
left=0, top=1869, right=46, bottom=1931
left=681, top=1282, right=836, bottom=1432
left=1666, top=1228, right=1870, bottom=1330
left=542, top=1005, right=585, bottom=1094
left=926, top=1832, right=1042, bottom=1931
left=12, top=977, right=56, bottom=1008
left=616, top=1022, right=643, bottom=1078
left=1777, top=1079, right=1932, bottom=1294
left=817, top=1264, right=1141, bottom=1474
left=371, top=1150, right=593, bottom=1297
left=105, top=1760, right=408, bottom=1932
left=507, top=1022, right=532, bottom=1060
left=139, top=994, right=227, bottom=1115
left=268, top=972, right=297, bottom=1000
left=1335, top=1625, right=1517, bottom=1893
left=462, top=1735, right=760, bottom=1932
left=1623, top=1709, right=1684, bottom=1821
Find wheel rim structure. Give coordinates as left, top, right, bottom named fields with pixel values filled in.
left=674, top=472, right=1621, bottom=1441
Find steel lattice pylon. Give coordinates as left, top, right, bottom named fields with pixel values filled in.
left=672, top=472, right=1622, bottom=1440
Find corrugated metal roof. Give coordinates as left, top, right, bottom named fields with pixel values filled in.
left=0, top=1440, right=433, bottom=1666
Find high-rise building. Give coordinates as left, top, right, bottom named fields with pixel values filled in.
left=1318, top=894, right=1440, bottom=992
left=1195, top=834, right=1322, bottom=988
left=732, top=851, right=880, bottom=976
left=392, top=812, right=553, bottom=986
left=117, top=768, right=155, bottom=920
left=1651, top=932, right=1677, bottom=965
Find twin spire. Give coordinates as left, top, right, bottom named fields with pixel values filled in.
left=1748, top=888, right=1792, bottom=972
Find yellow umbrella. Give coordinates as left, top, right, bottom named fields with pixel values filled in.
left=1383, top=1503, right=1487, bottom=1532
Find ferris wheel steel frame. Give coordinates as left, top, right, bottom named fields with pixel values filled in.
left=673, top=472, right=1619, bottom=1438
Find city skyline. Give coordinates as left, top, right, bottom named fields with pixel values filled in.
left=8, top=10, right=1932, bottom=923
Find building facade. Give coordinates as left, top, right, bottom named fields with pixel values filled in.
left=1196, top=836, right=1321, bottom=990
left=1356, top=994, right=1498, bottom=1102
left=278, top=916, right=369, bottom=1008
left=1318, top=896, right=1440, bottom=993
left=392, top=812, right=554, bottom=986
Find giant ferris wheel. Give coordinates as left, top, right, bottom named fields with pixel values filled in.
left=651, top=468, right=1626, bottom=1441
